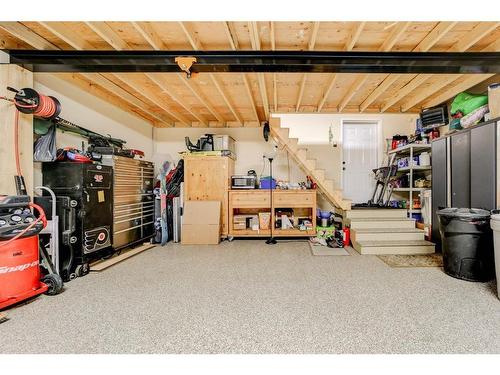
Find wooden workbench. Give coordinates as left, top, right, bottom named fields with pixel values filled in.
left=228, top=189, right=317, bottom=238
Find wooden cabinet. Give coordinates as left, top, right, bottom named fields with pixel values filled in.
left=228, top=190, right=317, bottom=238
left=183, top=155, right=234, bottom=237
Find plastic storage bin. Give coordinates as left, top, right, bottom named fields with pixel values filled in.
left=437, top=208, right=495, bottom=281
left=489, top=214, right=500, bottom=299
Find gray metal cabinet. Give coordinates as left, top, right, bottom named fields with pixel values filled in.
left=430, top=118, right=500, bottom=247
left=450, top=132, right=470, bottom=208
left=470, top=123, right=496, bottom=210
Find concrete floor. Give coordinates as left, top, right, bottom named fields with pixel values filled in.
left=1, top=240, right=499, bottom=354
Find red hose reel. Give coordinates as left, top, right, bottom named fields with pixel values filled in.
left=13, top=87, right=61, bottom=120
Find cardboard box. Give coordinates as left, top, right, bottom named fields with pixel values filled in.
left=181, top=201, right=221, bottom=245
left=258, top=212, right=271, bottom=230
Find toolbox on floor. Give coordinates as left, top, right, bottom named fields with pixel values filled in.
left=42, top=162, right=114, bottom=280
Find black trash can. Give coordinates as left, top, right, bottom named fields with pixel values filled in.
left=437, top=208, right=495, bottom=281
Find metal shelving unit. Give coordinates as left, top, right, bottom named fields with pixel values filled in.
left=390, top=144, right=432, bottom=218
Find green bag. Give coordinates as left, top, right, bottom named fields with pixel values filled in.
left=450, top=92, right=488, bottom=116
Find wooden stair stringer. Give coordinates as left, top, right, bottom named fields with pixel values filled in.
left=270, top=120, right=351, bottom=210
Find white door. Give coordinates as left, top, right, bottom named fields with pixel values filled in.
left=342, top=121, right=379, bottom=204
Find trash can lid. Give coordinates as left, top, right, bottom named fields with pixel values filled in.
left=437, top=207, right=491, bottom=220
left=491, top=214, right=500, bottom=221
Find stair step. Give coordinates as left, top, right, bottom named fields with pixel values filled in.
left=295, top=148, right=307, bottom=161
left=345, top=208, right=408, bottom=219
left=352, top=239, right=435, bottom=255
left=287, top=138, right=299, bottom=151
left=351, top=228, right=425, bottom=242
left=314, top=169, right=325, bottom=181
left=323, top=179, right=334, bottom=191
left=277, top=127, right=290, bottom=139
left=348, top=217, right=416, bottom=229
left=305, top=159, right=316, bottom=170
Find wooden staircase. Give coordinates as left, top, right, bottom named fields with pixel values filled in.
left=346, top=208, right=435, bottom=255
left=269, top=118, right=351, bottom=210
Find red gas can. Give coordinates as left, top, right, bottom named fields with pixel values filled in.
left=343, top=227, right=351, bottom=247
left=0, top=236, right=48, bottom=310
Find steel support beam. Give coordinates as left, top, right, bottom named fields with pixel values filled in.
left=3, top=50, right=500, bottom=74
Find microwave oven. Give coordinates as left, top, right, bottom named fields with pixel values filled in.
left=231, top=175, right=257, bottom=189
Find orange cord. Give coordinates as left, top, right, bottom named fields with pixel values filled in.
left=14, top=109, right=22, bottom=176
left=0, top=203, right=47, bottom=248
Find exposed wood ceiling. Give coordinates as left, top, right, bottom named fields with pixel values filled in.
left=1, top=21, right=499, bottom=127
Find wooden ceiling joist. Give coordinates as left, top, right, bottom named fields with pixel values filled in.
left=338, top=75, right=368, bottom=112
left=359, top=74, right=399, bottom=111
left=317, top=74, right=338, bottom=112
left=345, top=21, right=365, bottom=51
left=85, top=22, right=129, bottom=50
left=412, top=22, right=458, bottom=52
left=380, top=21, right=411, bottom=52
left=248, top=22, right=269, bottom=119
left=447, top=22, right=500, bottom=53
left=257, top=73, right=269, bottom=120
left=223, top=22, right=239, bottom=50
left=381, top=74, right=430, bottom=112
left=242, top=74, right=260, bottom=121
left=132, top=22, right=165, bottom=50
left=295, top=22, right=320, bottom=112
left=270, top=22, right=276, bottom=51
left=209, top=74, right=244, bottom=125
left=273, top=74, right=278, bottom=112
left=40, top=22, right=94, bottom=50
left=0, top=22, right=58, bottom=50
left=223, top=22, right=259, bottom=121
left=295, top=75, right=307, bottom=112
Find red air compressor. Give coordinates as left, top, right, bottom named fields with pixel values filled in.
left=0, top=195, right=59, bottom=310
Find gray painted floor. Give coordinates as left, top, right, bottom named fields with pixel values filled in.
left=1, top=241, right=499, bottom=354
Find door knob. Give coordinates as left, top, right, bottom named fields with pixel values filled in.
left=342, top=161, right=346, bottom=165
left=342, top=167, right=346, bottom=170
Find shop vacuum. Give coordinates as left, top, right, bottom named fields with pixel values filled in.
left=0, top=196, right=62, bottom=310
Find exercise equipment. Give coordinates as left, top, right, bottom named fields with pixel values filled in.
left=366, top=153, right=398, bottom=207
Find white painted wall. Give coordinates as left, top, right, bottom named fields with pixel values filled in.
left=32, top=74, right=154, bottom=186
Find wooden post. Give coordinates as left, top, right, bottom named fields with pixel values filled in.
left=0, top=65, right=33, bottom=196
